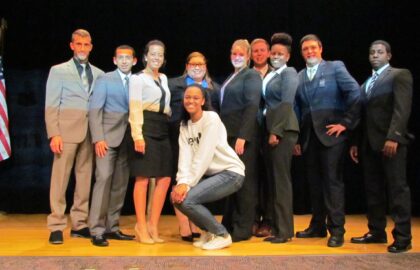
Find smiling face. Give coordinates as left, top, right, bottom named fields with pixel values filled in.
left=113, top=48, right=137, bottom=74
left=270, top=43, right=290, bottom=69
left=186, top=55, right=207, bottom=81
left=183, top=85, right=205, bottom=117
left=251, top=41, right=270, bottom=67
left=369, top=43, right=391, bottom=70
left=301, top=39, right=322, bottom=66
left=231, top=45, right=249, bottom=69
left=145, top=44, right=165, bottom=70
left=70, top=35, right=92, bottom=63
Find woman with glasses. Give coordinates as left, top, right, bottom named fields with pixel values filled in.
left=168, top=52, right=220, bottom=242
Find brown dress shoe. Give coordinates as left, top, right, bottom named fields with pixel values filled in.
left=256, top=224, right=272, bottom=238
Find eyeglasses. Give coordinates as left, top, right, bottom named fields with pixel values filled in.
left=187, top=63, right=206, bottom=68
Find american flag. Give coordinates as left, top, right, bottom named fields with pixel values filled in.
left=0, top=56, right=11, bottom=161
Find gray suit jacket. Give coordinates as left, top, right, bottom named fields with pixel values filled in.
left=360, top=66, right=413, bottom=150
left=264, top=67, right=299, bottom=138
left=89, top=70, right=129, bottom=147
left=45, top=58, right=104, bottom=143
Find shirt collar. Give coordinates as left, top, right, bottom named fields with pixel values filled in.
left=372, top=63, right=389, bottom=76
left=185, top=76, right=209, bottom=88
left=117, top=69, right=131, bottom=81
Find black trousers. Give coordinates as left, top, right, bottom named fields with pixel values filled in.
left=361, top=140, right=412, bottom=244
left=265, top=131, right=297, bottom=239
left=222, top=136, right=258, bottom=240
left=304, top=131, right=346, bottom=236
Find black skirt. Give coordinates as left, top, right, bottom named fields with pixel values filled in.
left=129, top=111, right=172, bottom=177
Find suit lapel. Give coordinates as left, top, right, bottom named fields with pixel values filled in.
left=369, top=66, right=391, bottom=98
left=67, top=59, right=89, bottom=98
left=307, top=61, right=325, bottom=101
left=112, top=70, right=129, bottom=102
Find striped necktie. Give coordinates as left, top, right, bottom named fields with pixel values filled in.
left=366, top=72, right=378, bottom=97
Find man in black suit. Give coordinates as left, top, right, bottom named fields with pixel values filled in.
left=294, top=34, right=361, bottom=247
left=350, top=40, right=413, bottom=253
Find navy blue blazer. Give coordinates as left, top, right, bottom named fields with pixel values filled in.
left=295, top=60, right=361, bottom=150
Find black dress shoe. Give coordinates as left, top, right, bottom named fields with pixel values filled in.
left=328, top=235, right=344, bottom=247
left=387, top=241, right=412, bottom=253
left=104, top=230, right=135, bottom=240
left=351, top=233, right=387, bottom=244
left=49, top=230, right=63, bottom=244
left=263, top=236, right=275, bottom=242
left=70, top=227, right=91, bottom=238
left=269, top=237, right=289, bottom=244
left=91, top=235, right=109, bottom=247
left=296, top=227, right=327, bottom=238
left=232, top=235, right=252, bottom=242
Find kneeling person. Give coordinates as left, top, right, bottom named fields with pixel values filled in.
left=172, top=84, right=245, bottom=250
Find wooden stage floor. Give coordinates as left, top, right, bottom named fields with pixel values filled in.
left=0, top=214, right=418, bottom=256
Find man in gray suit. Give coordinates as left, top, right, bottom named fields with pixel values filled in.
left=88, top=45, right=137, bottom=246
left=45, top=29, right=104, bottom=244
left=350, top=40, right=413, bottom=253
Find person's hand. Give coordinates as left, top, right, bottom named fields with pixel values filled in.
left=95, top=140, right=108, bottom=158
left=293, top=144, right=302, bottom=156
left=50, top=136, right=63, bottom=154
left=349, top=146, right=359, bottom=163
left=171, top=184, right=189, bottom=204
left=235, top=138, right=246, bottom=155
left=326, top=124, right=346, bottom=137
left=383, top=140, right=398, bottom=158
left=268, top=134, right=280, bottom=147
left=134, top=139, right=146, bottom=154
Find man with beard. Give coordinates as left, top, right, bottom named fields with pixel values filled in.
left=45, top=29, right=104, bottom=244
left=294, top=34, right=360, bottom=247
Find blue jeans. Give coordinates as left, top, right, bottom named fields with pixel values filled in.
left=174, top=170, right=244, bottom=236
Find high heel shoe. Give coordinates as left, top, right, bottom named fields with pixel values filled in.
left=134, top=223, right=154, bottom=244
left=192, top=232, right=201, bottom=238
left=181, top=235, right=194, bottom=242
left=147, top=223, right=164, bottom=243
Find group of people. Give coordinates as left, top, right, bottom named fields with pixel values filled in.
left=44, top=29, right=413, bottom=253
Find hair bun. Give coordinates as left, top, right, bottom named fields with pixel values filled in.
left=271, top=33, right=293, bottom=46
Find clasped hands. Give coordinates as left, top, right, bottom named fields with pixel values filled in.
left=171, top=184, right=189, bottom=204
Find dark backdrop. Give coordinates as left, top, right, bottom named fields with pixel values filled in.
left=0, top=0, right=419, bottom=216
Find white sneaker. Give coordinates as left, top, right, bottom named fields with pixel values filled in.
left=201, top=234, right=232, bottom=250
left=193, top=231, right=214, bottom=248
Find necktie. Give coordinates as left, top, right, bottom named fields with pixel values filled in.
left=81, top=65, right=89, bottom=92
left=124, top=76, right=129, bottom=91
left=366, top=72, right=378, bottom=97
left=308, top=68, right=316, bottom=81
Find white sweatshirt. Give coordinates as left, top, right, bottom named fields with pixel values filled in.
left=176, top=111, right=245, bottom=188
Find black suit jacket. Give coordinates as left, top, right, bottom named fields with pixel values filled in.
left=219, top=67, right=262, bottom=142
left=357, top=66, right=413, bottom=151
left=168, top=75, right=220, bottom=123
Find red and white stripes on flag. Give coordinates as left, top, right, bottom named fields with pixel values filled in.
left=0, top=56, right=11, bottom=161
